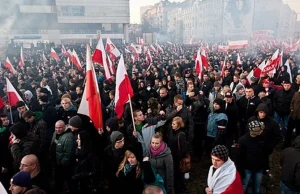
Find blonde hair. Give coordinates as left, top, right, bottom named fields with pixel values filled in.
left=61, top=94, right=71, bottom=100
left=116, top=150, right=141, bottom=178
left=152, top=132, right=163, bottom=141
left=61, top=97, right=72, bottom=105
left=172, top=116, right=184, bottom=128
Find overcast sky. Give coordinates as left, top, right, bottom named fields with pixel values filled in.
left=130, top=0, right=300, bottom=24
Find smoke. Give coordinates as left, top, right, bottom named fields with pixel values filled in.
left=154, top=33, right=169, bottom=43
left=0, top=0, right=18, bottom=30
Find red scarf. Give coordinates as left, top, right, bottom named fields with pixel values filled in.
left=150, top=142, right=166, bottom=157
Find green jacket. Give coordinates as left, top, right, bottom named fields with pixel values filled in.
left=50, top=129, right=75, bottom=165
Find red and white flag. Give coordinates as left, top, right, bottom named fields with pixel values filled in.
left=149, top=44, right=156, bottom=52
left=290, top=39, right=300, bottom=52
left=71, top=49, right=83, bottom=71
left=195, top=49, right=203, bottom=82
left=237, top=53, right=242, bottom=65
left=67, top=49, right=72, bottom=60
left=92, top=37, right=112, bottom=80
left=61, top=44, right=67, bottom=55
left=130, top=43, right=139, bottom=60
left=228, top=40, right=248, bottom=50
left=5, top=57, right=16, bottom=74
left=140, top=38, right=145, bottom=47
left=207, top=159, right=244, bottom=194
left=114, top=55, right=134, bottom=119
left=19, top=46, right=25, bottom=67
left=42, top=52, right=48, bottom=62
left=156, top=43, right=164, bottom=53
left=78, top=45, right=103, bottom=130
left=284, top=59, right=293, bottom=83
left=261, top=49, right=280, bottom=74
left=6, top=77, right=24, bottom=106
left=106, top=54, right=116, bottom=75
left=50, top=47, right=59, bottom=61
left=218, top=45, right=229, bottom=53
left=200, top=49, right=209, bottom=68
left=105, top=37, right=121, bottom=61
left=221, top=57, right=227, bottom=77
left=125, top=47, right=131, bottom=53
left=146, top=49, right=152, bottom=65
left=167, top=41, right=173, bottom=46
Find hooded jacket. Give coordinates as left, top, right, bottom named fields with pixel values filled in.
left=281, top=136, right=300, bottom=191
left=30, top=112, right=50, bottom=153
left=247, top=103, right=282, bottom=154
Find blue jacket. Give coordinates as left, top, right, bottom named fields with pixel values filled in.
left=207, top=112, right=228, bottom=138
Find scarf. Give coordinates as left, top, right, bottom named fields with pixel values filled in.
left=123, top=162, right=136, bottom=176
left=150, top=142, right=166, bottom=157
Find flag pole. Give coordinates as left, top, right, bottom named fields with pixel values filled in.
left=128, top=94, right=136, bottom=132
left=6, top=84, right=14, bottom=124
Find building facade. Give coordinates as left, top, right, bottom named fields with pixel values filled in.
left=1, top=0, right=130, bottom=44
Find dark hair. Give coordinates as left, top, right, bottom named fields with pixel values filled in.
left=16, top=101, right=25, bottom=108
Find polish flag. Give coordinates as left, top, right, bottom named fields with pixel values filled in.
left=125, top=47, right=131, bottom=53
left=67, top=49, right=72, bottom=60
left=42, top=52, right=48, bottom=62
left=6, top=77, right=24, bottom=106
left=261, top=49, right=280, bottom=74
left=228, top=40, right=248, bottom=50
left=5, top=57, right=16, bottom=74
left=106, top=54, right=116, bottom=75
left=114, top=55, right=134, bottom=119
left=92, top=37, right=112, bottom=80
left=130, top=43, right=139, bottom=60
left=78, top=45, right=103, bottom=130
left=221, top=57, right=227, bottom=77
left=195, top=49, right=203, bottom=82
left=149, top=44, right=156, bottom=52
left=200, top=49, right=209, bottom=68
left=284, top=59, right=293, bottom=83
left=71, top=49, right=82, bottom=71
left=253, top=60, right=266, bottom=78
left=50, top=48, right=59, bottom=61
left=156, top=44, right=164, bottom=53
left=218, top=45, right=229, bottom=53
left=61, top=44, right=67, bottom=55
left=146, top=49, right=152, bottom=65
left=19, top=46, right=25, bottom=67
left=167, top=41, right=173, bottom=46
left=207, top=159, right=244, bottom=194
left=105, top=37, right=121, bottom=61
left=237, top=53, right=242, bottom=65
left=290, top=39, right=300, bottom=52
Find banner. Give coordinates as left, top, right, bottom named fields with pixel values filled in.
left=223, top=0, right=255, bottom=38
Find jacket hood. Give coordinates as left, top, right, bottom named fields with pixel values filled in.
left=34, top=112, right=43, bottom=121
left=255, top=103, right=269, bottom=115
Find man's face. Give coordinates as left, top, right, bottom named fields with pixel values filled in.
left=224, top=97, right=232, bottom=103
left=174, top=99, right=183, bottom=107
left=213, top=103, right=221, bottom=111
left=76, top=87, right=82, bottom=95
left=245, top=88, right=254, bottom=98
left=9, top=184, right=26, bottom=194
left=159, top=89, right=168, bottom=98
left=0, top=117, right=9, bottom=126
left=283, top=83, right=291, bottom=91
left=19, top=158, right=35, bottom=174
left=296, top=75, right=300, bottom=84
left=24, top=116, right=34, bottom=123
left=134, top=111, right=144, bottom=122
left=114, top=137, right=124, bottom=149
left=203, top=75, right=209, bottom=81
left=211, top=155, right=225, bottom=169
left=258, top=111, right=266, bottom=119
left=233, top=76, right=239, bottom=83
left=17, top=106, right=26, bottom=114
left=55, top=123, right=65, bottom=134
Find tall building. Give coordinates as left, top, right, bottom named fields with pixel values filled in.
left=1, top=0, right=130, bottom=44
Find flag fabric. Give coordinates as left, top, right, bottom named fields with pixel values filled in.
left=106, top=54, right=116, bottom=75
left=207, top=159, right=244, bottom=194
left=146, top=49, right=152, bottom=65
left=131, top=54, right=135, bottom=63
left=114, top=55, right=134, bottom=119
left=19, top=46, right=25, bottom=67
left=228, top=40, right=248, bottom=50
left=5, top=57, right=16, bottom=74
left=130, top=43, right=139, bottom=60
left=71, top=49, right=83, bottom=71
left=105, top=37, right=121, bottom=61
left=167, top=41, right=173, bottom=46
left=50, top=47, right=59, bottom=61
left=253, top=60, right=266, bottom=78
left=221, top=57, right=227, bottom=77
left=78, top=45, right=103, bottom=130
left=149, top=44, right=156, bottom=52
left=200, top=49, right=209, bottom=68
left=218, top=45, right=229, bottom=53
left=237, top=53, right=242, bottom=65
left=156, top=44, right=164, bottom=53
left=0, top=182, right=7, bottom=194
left=92, top=37, right=112, bottom=80
left=67, top=49, right=72, bottom=60
left=261, top=49, right=280, bottom=74
left=42, top=52, right=48, bottom=62
left=6, top=77, right=24, bottom=106
left=125, top=47, right=131, bottom=53
left=285, top=59, right=293, bottom=83
left=61, top=44, right=67, bottom=55
left=290, top=39, right=300, bottom=52
left=195, top=49, right=203, bottom=81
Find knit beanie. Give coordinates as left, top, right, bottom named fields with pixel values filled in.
left=110, top=131, right=124, bottom=146
left=10, top=122, right=28, bottom=139
left=39, top=95, right=48, bottom=103
left=250, top=76, right=258, bottom=83
left=11, top=171, right=32, bottom=188
left=211, top=145, right=229, bottom=162
left=235, top=85, right=244, bottom=92
left=213, top=98, right=224, bottom=107
left=69, top=115, right=82, bottom=128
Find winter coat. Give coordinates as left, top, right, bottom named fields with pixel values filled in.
left=41, top=102, right=58, bottom=129
left=149, top=145, right=174, bottom=194
left=290, top=92, right=300, bottom=120
left=273, top=88, right=295, bottom=116
left=237, top=95, right=261, bottom=122
left=50, top=129, right=75, bottom=166
left=11, top=133, right=39, bottom=170
left=58, top=105, right=77, bottom=124
left=247, top=103, right=282, bottom=154
left=186, top=94, right=209, bottom=125
left=167, top=129, right=188, bottom=167
left=30, top=112, right=50, bottom=153
left=0, top=125, right=11, bottom=169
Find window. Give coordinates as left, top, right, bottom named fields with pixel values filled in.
left=58, top=6, right=85, bottom=16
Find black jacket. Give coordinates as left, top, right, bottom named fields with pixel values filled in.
left=237, top=95, right=261, bottom=122
left=273, top=88, right=295, bottom=116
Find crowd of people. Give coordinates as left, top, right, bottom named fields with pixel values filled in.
left=0, top=40, right=300, bottom=194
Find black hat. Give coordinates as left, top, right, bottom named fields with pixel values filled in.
left=11, top=171, right=32, bottom=188
left=213, top=98, right=224, bottom=106
left=211, top=145, right=229, bottom=161
left=10, top=122, right=28, bottom=139
left=127, top=144, right=143, bottom=162
left=40, top=88, right=49, bottom=95
left=22, top=110, right=34, bottom=119
left=69, top=115, right=82, bottom=128
left=15, top=101, right=25, bottom=108
left=224, top=92, right=232, bottom=98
